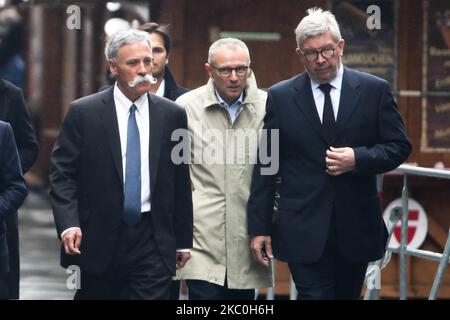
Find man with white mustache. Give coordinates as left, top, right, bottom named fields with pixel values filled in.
left=128, top=74, right=156, bottom=88
left=49, top=29, right=193, bottom=299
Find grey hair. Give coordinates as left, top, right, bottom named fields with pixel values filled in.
left=294, top=7, right=342, bottom=49
left=104, top=29, right=152, bottom=61
left=208, top=38, right=251, bottom=65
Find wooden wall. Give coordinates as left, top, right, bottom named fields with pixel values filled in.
left=156, top=0, right=323, bottom=90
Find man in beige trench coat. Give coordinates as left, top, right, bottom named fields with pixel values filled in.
left=175, top=38, right=273, bottom=299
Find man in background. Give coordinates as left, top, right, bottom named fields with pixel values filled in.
left=0, top=120, right=28, bottom=299
left=138, top=22, right=188, bottom=101
left=0, top=79, right=38, bottom=299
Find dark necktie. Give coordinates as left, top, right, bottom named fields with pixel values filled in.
left=123, top=104, right=141, bottom=225
left=319, top=83, right=336, bottom=143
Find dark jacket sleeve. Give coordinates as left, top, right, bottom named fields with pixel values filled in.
left=49, top=105, right=81, bottom=237
left=7, top=83, right=39, bottom=173
left=247, top=90, right=279, bottom=236
left=0, top=122, right=27, bottom=221
left=353, top=81, right=411, bottom=174
left=173, top=108, right=193, bottom=249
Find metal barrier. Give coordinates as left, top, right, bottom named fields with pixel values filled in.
left=363, top=206, right=402, bottom=300
left=260, top=164, right=450, bottom=300
left=365, top=164, right=450, bottom=300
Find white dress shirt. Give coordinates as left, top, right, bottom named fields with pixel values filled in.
left=310, top=63, right=344, bottom=123
left=155, top=79, right=165, bottom=97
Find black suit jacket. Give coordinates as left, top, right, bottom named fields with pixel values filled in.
left=49, top=87, right=193, bottom=275
left=0, top=79, right=38, bottom=298
left=0, top=80, right=39, bottom=173
left=162, top=67, right=189, bottom=101
left=248, top=67, right=411, bottom=264
left=0, top=121, right=27, bottom=273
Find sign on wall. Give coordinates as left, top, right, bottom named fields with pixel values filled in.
left=383, top=198, right=428, bottom=249
left=333, top=0, right=398, bottom=87
left=421, top=0, right=450, bottom=152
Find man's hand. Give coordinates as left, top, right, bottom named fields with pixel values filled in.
left=325, top=146, right=355, bottom=176
left=250, top=236, right=273, bottom=267
left=176, top=252, right=191, bottom=270
left=62, top=228, right=82, bottom=255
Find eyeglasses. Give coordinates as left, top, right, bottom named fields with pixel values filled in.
left=301, top=45, right=338, bottom=62
left=209, top=64, right=249, bottom=77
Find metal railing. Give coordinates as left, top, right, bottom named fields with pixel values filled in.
left=260, top=164, right=450, bottom=300
left=365, top=164, right=450, bottom=300
left=363, top=206, right=402, bottom=300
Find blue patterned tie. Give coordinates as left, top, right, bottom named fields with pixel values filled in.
left=123, top=104, right=141, bottom=225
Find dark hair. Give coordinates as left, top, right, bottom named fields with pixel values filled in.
left=138, top=22, right=171, bottom=54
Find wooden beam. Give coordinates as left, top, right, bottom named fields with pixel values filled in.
left=157, top=0, right=185, bottom=87
left=427, top=215, right=449, bottom=249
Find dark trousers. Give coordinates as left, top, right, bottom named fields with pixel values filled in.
left=288, top=212, right=368, bottom=300
left=0, top=212, right=19, bottom=300
left=186, top=279, right=255, bottom=300
left=0, top=272, right=11, bottom=300
left=75, top=213, right=172, bottom=300
left=170, top=280, right=181, bottom=300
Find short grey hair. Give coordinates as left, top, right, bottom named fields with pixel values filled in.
left=294, top=7, right=342, bottom=49
left=104, top=29, right=152, bottom=61
left=208, top=38, right=250, bottom=65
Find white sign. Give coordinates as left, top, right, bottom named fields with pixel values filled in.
left=383, top=198, right=428, bottom=249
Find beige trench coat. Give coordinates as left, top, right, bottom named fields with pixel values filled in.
left=175, top=72, right=273, bottom=289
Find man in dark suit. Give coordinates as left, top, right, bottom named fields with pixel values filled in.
left=49, top=29, right=193, bottom=300
left=0, top=79, right=38, bottom=299
left=0, top=120, right=28, bottom=296
left=247, top=7, right=411, bottom=300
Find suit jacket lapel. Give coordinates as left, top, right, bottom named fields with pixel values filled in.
left=148, top=93, right=165, bottom=194
left=98, top=87, right=123, bottom=185
left=293, top=73, right=329, bottom=144
left=333, top=67, right=361, bottom=142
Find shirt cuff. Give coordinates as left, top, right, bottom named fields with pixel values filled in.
left=176, top=249, right=191, bottom=253
left=61, top=227, right=81, bottom=238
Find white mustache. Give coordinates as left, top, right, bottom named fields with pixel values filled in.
left=128, top=74, right=157, bottom=87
